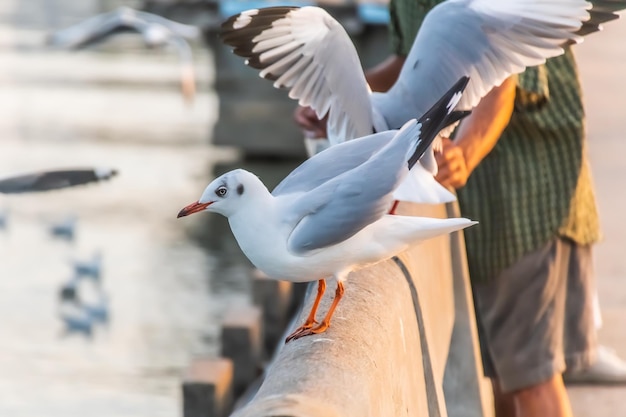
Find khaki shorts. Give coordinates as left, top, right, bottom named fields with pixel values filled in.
left=472, top=237, right=597, bottom=392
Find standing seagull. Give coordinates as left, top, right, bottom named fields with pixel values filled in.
left=58, top=279, right=94, bottom=339
left=72, top=250, right=103, bottom=283
left=178, top=79, right=476, bottom=341
left=220, top=0, right=625, bottom=202
left=49, top=214, right=77, bottom=242
left=0, top=207, right=8, bottom=230
left=47, top=7, right=200, bottom=103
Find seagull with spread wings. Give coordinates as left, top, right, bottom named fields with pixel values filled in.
left=220, top=0, right=626, bottom=203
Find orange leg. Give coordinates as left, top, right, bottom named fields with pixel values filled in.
left=388, top=200, right=400, bottom=215
left=285, top=279, right=326, bottom=343
left=286, top=281, right=345, bottom=342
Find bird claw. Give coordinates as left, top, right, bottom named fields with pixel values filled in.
left=284, top=322, right=328, bottom=343
left=285, top=323, right=314, bottom=343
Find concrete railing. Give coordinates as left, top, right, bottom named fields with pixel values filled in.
left=183, top=201, right=494, bottom=417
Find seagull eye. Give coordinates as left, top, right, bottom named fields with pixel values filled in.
left=215, top=187, right=227, bottom=197
left=215, top=186, right=228, bottom=197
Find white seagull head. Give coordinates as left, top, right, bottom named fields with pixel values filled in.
left=178, top=169, right=265, bottom=218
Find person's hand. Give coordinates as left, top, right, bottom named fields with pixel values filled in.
left=293, top=105, right=328, bottom=138
left=435, top=138, right=469, bottom=189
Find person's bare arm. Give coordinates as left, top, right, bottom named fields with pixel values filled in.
left=364, top=55, right=406, bottom=92
left=435, top=76, right=517, bottom=188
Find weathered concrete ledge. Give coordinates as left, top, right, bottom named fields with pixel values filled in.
left=230, top=202, right=493, bottom=417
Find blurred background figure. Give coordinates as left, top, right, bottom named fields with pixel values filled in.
left=71, top=250, right=103, bottom=283
left=0, top=206, right=9, bottom=231
left=58, top=277, right=94, bottom=339
left=60, top=270, right=110, bottom=328
left=49, top=214, right=78, bottom=242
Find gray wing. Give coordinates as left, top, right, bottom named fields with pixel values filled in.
left=272, top=130, right=397, bottom=196
left=46, top=7, right=146, bottom=49
left=221, top=6, right=373, bottom=144
left=134, top=10, right=200, bottom=39
left=371, top=0, right=590, bottom=129
left=284, top=121, right=420, bottom=254
left=0, top=168, right=117, bottom=194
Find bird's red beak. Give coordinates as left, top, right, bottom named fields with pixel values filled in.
left=177, top=201, right=212, bottom=218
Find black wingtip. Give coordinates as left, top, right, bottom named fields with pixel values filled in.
left=407, top=76, right=469, bottom=169
left=220, top=6, right=300, bottom=42
left=568, top=0, right=626, bottom=41
left=452, top=76, right=470, bottom=94
left=445, top=109, right=472, bottom=128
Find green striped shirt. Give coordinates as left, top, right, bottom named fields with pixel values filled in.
left=389, top=0, right=601, bottom=282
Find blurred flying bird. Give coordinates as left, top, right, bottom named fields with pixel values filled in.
left=0, top=167, right=117, bottom=194
left=47, top=6, right=200, bottom=103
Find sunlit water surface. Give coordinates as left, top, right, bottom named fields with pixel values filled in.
left=0, top=1, right=257, bottom=415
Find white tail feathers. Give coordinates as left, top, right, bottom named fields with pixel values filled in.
left=393, top=163, right=456, bottom=204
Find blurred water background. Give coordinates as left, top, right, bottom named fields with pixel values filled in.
left=0, top=0, right=263, bottom=415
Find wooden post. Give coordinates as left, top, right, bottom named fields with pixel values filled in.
left=220, top=305, right=263, bottom=396
left=252, top=268, right=292, bottom=356
left=182, top=358, right=234, bottom=417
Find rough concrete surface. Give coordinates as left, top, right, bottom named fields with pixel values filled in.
left=567, top=13, right=626, bottom=417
